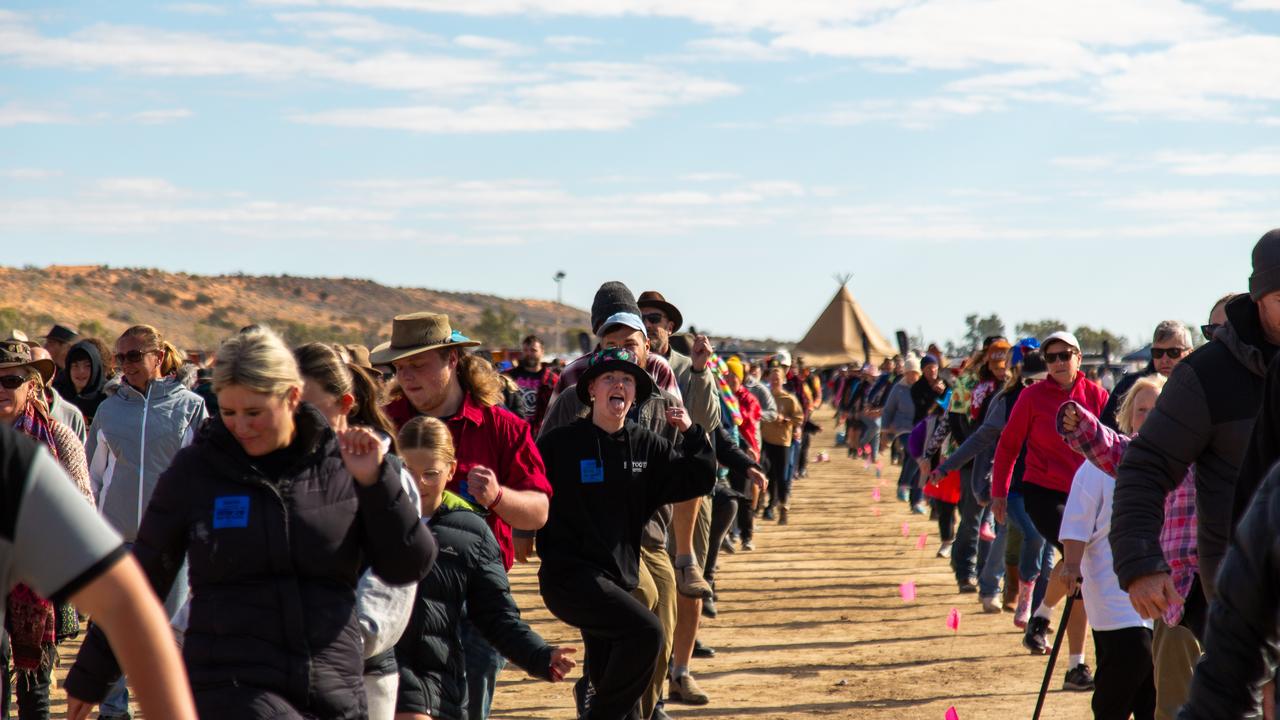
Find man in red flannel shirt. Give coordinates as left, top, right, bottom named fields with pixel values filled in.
left=373, top=311, right=552, bottom=720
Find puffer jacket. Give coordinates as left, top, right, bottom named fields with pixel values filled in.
left=1113, top=294, right=1275, bottom=600
left=395, top=492, right=553, bottom=720
left=66, top=404, right=437, bottom=720
left=86, top=376, right=207, bottom=541
left=1175, top=461, right=1280, bottom=720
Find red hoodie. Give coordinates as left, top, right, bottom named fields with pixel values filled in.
left=991, top=374, right=1109, bottom=497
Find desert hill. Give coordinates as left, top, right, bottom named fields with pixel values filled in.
left=0, top=265, right=591, bottom=354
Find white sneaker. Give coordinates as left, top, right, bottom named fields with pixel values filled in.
left=936, top=541, right=953, bottom=559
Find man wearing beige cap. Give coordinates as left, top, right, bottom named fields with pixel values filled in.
left=375, top=312, right=552, bottom=720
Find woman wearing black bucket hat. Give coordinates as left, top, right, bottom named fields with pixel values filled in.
left=535, top=347, right=715, bottom=720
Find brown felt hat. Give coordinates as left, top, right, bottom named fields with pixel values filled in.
left=0, top=341, right=55, bottom=386
left=369, top=313, right=481, bottom=366
left=637, top=290, right=683, bottom=333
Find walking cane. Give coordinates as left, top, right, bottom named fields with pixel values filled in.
left=1030, top=593, right=1077, bottom=720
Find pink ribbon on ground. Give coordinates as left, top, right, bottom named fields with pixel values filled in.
left=946, top=707, right=960, bottom=720
left=901, top=522, right=910, bottom=537
left=946, top=607, right=961, bottom=632
left=916, top=533, right=928, bottom=551
left=871, top=487, right=881, bottom=502
left=899, top=581, right=916, bottom=602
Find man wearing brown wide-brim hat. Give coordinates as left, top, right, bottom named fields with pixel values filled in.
left=377, top=311, right=552, bottom=719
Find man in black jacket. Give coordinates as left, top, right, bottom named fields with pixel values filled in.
left=1112, top=230, right=1280, bottom=623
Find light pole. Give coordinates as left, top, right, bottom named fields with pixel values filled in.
left=553, top=271, right=566, bottom=354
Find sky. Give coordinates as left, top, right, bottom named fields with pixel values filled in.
left=2, top=2, right=1279, bottom=347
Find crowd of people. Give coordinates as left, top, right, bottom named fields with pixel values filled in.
left=5, top=231, right=1280, bottom=720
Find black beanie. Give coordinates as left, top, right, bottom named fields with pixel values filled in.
left=590, top=281, right=641, bottom=334
left=1250, top=229, right=1280, bottom=301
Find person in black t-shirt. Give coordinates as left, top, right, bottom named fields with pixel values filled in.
left=535, top=348, right=715, bottom=720
left=504, top=335, right=557, bottom=436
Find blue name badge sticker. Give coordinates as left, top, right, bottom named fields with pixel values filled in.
left=580, top=459, right=604, bottom=484
left=213, top=496, right=250, bottom=529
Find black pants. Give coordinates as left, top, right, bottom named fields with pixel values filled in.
left=1092, top=626, right=1155, bottom=720
left=934, top=500, right=957, bottom=543
left=797, top=429, right=812, bottom=475
left=0, top=631, right=52, bottom=720
left=730, top=468, right=755, bottom=542
left=1022, top=483, right=1069, bottom=552
left=704, top=492, right=739, bottom=584
left=540, top=567, right=661, bottom=720
left=763, top=442, right=790, bottom=509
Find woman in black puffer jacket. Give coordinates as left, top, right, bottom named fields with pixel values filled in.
left=394, top=416, right=574, bottom=720
left=65, top=327, right=437, bottom=720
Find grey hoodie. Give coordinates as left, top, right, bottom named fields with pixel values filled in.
left=86, top=377, right=207, bottom=541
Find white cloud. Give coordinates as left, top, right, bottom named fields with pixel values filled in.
left=294, top=63, right=738, bottom=132
left=165, top=3, right=227, bottom=15
left=1051, top=155, right=1118, bottom=171
left=273, top=11, right=432, bottom=42
left=132, top=108, right=193, bottom=124
left=545, top=35, right=603, bottom=51
left=92, top=177, right=186, bottom=199
left=1105, top=189, right=1269, bottom=212
left=1, top=168, right=62, bottom=180
left=454, top=35, right=530, bottom=56
left=1155, top=148, right=1280, bottom=176
left=0, top=103, right=76, bottom=127
left=789, top=95, right=1000, bottom=129
left=1234, top=0, right=1280, bottom=9
left=683, top=36, right=788, bottom=62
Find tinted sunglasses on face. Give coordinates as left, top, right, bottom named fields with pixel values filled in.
left=1150, top=347, right=1188, bottom=360
left=115, top=349, right=153, bottom=366
left=1044, top=350, right=1076, bottom=364
left=642, top=313, right=666, bottom=325
left=0, top=376, right=28, bottom=390
left=1201, top=324, right=1220, bottom=342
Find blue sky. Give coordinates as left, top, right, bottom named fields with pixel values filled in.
left=3, top=1, right=1280, bottom=347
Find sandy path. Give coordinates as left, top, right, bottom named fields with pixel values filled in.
left=494, top=410, right=1093, bottom=720
left=45, top=411, right=1093, bottom=719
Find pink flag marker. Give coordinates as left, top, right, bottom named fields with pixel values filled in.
left=901, top=522, right=910, bottom=537
left=947, top=607, right=961, bottom=632
left=916, top=533, right=928, bottom=551
left=872, top=507, right=881, bottom=517
left=871, top=487, right=881, bottom=502
left=899, top=581, right=916, bottom=602
left=945, top=707, right=960, bottom=720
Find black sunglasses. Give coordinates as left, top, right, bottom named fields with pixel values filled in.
left=115, top=349, right=154, bottom=366
left=1150, top=347, right=1188, bottom=360
left=641, top=313, right=666, bottom=325
left=0, top=376, right=28, bottom=390
left=1200, top=324, right=1220, bottom=342
left=1044, top=350, right=1076, bottom=363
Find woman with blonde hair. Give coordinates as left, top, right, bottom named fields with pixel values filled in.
left=83, top=324, right=208, bottom=720
left=66, top=326, right=437, bottom=720
left=393, top=416, right=574, bottom=720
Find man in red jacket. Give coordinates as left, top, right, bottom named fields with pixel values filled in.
left=991, top=331, right=1109, bottom=691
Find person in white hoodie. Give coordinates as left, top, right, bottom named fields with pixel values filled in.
left=85, top=324, right=206, bottom=720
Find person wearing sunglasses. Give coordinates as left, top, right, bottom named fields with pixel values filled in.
left=83, top=324, right=208, bottom=720
left=0, top=340, right=95, bottom=718
left=1099, top=321, right=1193, bottom=431
left=992, top=331, right=1110, bottom=691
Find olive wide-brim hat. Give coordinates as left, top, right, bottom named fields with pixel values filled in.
left=369, top=312, right=481, bottom=366
left=0, top=341, right=55, bottom=386
left=575, top=347, right=655, bottom=406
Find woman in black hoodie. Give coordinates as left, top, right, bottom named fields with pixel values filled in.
left=60, top=339, right=111, bottom=425
left=535, top=347, right=715, bottom=720
left=65, top=327, right=437, bottom=720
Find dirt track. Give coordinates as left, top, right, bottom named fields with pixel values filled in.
left=48, top=411, right=1093, bottom=720
left=495, top=410, right=1093, bottom=720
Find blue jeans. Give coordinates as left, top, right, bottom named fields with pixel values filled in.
left=1006, top=493, right=1053, bottom=583
left=787, top=441, right=801, bottom=481
left=858, top=418, right=881, bottom=458
left=978, top=521, right=1007, bottom=598
left=461, top=617, right=506, bottom=720
left=952, top=465, right=992, bottom=584
left=101, top=548, right=189, bottom=718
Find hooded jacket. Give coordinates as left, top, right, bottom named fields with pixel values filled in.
left=1112, top=294, right=1276, bottom=600
left=86, top=377, right=207, bottom=542
left=395, top=492, right=553, bottom=720
left=60, top=340, right=110, bottom=425
left=66, top=404, right=437, bottom=720
left=991, top=374, right=1109, bottom=497
left=535, top=418, right=716, bottom=591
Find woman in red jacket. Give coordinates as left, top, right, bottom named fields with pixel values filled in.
left=991, top=331, right=1109, bottom=691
